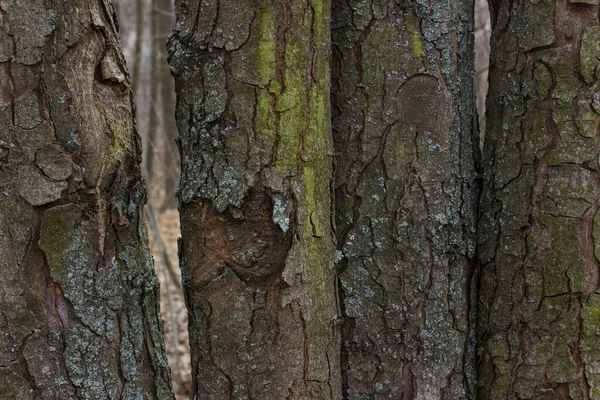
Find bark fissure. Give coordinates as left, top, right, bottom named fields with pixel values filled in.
left=0, top=0, right=173, bottom=398
left=332, top=1, right=478, bottom=398
left=170, top=0, right=340, bottom=397
left=478, top=0, right=600, bottom=397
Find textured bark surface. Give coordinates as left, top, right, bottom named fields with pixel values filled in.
left=332, top=1, right=479, bottom=399
left=169, top=0, right=341, bottom=398
left=0, top=0, right=173, bottom=398
left=478, top=0, right=600, bottom=398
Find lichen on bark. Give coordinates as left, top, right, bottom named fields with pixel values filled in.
left=169, top=0, right=341, bottom=398
left=478, top=1, right=600, bottom=398
left=332, top=0, right=479, bottom=398
left=0, top=0, right=173, bottom=398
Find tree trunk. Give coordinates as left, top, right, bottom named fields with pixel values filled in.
left=169, top=0, right=341, bottom=398
left=478, top=0, right=600, bottom=398
left=331, top=1, right=479, bottom=399
left=0, top=1, right=173, bottom=398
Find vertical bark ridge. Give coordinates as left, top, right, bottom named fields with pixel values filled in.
left=0, top=0, right=173, bottom=398
left=332, top=1, right=479, bottom=399
left=169, top=0, right=341, bottom=398
left=478, top=0, right=600, bottom=398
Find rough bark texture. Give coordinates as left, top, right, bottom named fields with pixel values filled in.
left=332, top=1, right=479, bottom=399
left=169, top=0, right=341, bottom=398
left=0, top=0, right=173, bottom=398
left=478, top=0, right=600, bottom=398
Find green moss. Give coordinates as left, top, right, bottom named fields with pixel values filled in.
left=301, top=170, right=335, bottom=378
left=491, top=372, right=510, bottom=400
left=268, top=79, right=281, bottom=95
left=580, top=26, right=600, bottom=84
left=410, top=31, right=424, bottom=57
left=274, top=6, right=318, bottom=175
left=548, top=343, right=576, bottom=382
left=539, top=49, right=579, bottom=107
left=276, top=102, right=303, bottom=173
left=257, top=0, right=277, bottom=86
left=548, top=121, right=594, bottom=166
left=547, top=309, right=577, bottom=382
left=407, top=15, right=424, bottom=58
left=39, top=206, right=80, bottom=280
left=286, top=1, right=336, bottom=381
left=581, top=294, right=600, bottom=398
left=252, top=0, right=279, bottom=153
left=104, top=118, right=134, bottom=173
left=580, top=108, right=597, bottom=139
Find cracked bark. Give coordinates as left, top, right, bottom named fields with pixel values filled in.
left=169, top=0, right=341, bottom=398
left=478, top=0, right=600, bottom=398
left=332, top=1, right=479, bottom=399
left=0, top=0, right=173, bottom=398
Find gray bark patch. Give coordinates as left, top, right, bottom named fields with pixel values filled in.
left=17, top=164, right=67, bottom=206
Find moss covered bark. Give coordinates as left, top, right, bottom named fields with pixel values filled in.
left=168, top=0, right=340, bottom=398
left=478, top=1, right=600, bottom=398
left=0, top=0, right=173, bottom=398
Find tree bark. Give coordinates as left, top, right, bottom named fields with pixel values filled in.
left=332, top=1, right=479, bottom=399
left=0, top=1, right=173, bottom=398
left=169, top=0, right=341, bottom=398
left=478, top=0, right=600, bottom=398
